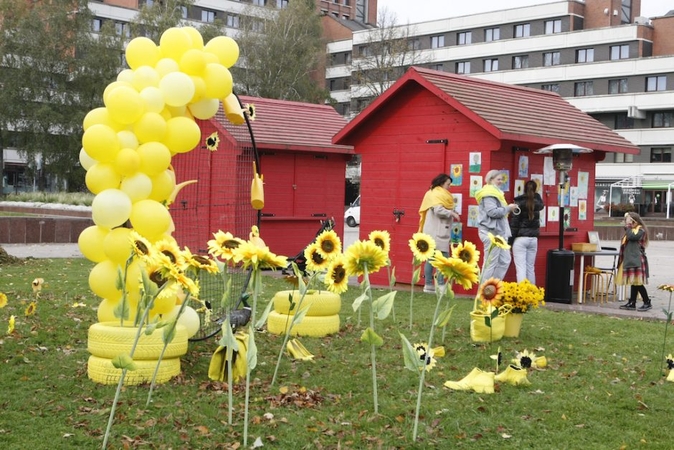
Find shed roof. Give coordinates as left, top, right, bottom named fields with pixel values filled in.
left=334, top=67, right=639, bottom=155
left=215, top=95, right=354, bottom=155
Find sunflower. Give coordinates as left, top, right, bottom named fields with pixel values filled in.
left=304, top=243, right=331, bottom=272
left=244, top=104, right=256, bottom=121
left=315, top=230, right=342, bottom=260
left=658, top=284, right=674, bottom=293
left=325, top=255, right=349, bottom=294
left=32, top=278, right=44, bottom=294
left=368, top=230, right=391, bottom=254
left=451, top=240, right=480, bottom=267
left=430, top=251, right=479, bottom=290
left=205, top=131, right=220, bottom=151
left=414, top=343, right=437, bottom=372
left=7, top=315, right=15, bottom=334
left=408, top=233, right=436, bottom=263
left=129, top=231, right=153, bottom=260
left=667, top=354, right=674, bottom=370
left=488, top=232, right=511, bottom=250
left=207, top=230, right=244, bottom=261
left=513, top=349, right=537, bottom=369
left=478, top=277, right=504, bottom=308
left=452, top=165, right=462, bottom=178
left=344, top=240, right=388, bottom=276
left=0, top=292, right=7, bottom=309
left=232, top=241, right=287, bottom=270
left=182, top=246, right=219, bottom=274
left=154, top=238, right=185, bottom=268
left=25, top=301, right=37, bottom=316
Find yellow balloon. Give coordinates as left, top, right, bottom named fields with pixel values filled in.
left=182, top=26, right=204, bottom=49
left=159, top=27, right=192, bottom=61
left=82, top=124, right=120, bottom=162
left=89, top=259, right=122, bottom=300
left=117, top=68, right=134, bottom=84
left=159, top=71, right=195, bottom=107
left=83, top=107, right=123, bottom=131
left=125, top=36, right=160, bottom=70
left=125, top=259, right=143, bottom=293
left=140, top=86, right=165, bottom=113
left=154, top=57, right=180, bottom=78
left=163, top=116, right=201, bottom=154
left=179, top=49, right=207, bottom=76
left=189, top=75, right=206, bottom=103
left=113, top=147, right=141, bottom=176
left=204, top=36, right=239, bottom=68
left=131, top=65, right=160, bottom=91
left=202, top=51, right=219, bottom=65
left=103, top=227, right=133, bottom=265
left=117, top=130, right=139, bottom=150
left=165, top=104, right=193, bottom=120
left=105, top=85, right=144, bottom=125
left=85, top=162, right=122, bottom=194
left=177, top=306, right=200, bottom=338
left=137, top=142, right=171, bottom=176
left=149, top=170, right=176, bottom=203
left=133, top=112, right=167, bottom=144
left=97, top=297, right=138, bottom=325
left=103, top=80, right=133, bottom=105
left=92, top=189, right=132, bottom=229
left=203, top=64, right=233, bottom=99
left=188, top=98, right=219, bottom=120
left=129, top=199, right=171, bottom=238
left=79, top=147, right=97, bottom=171
left=150, top=293, right=178, bottom=316
left=78, top=225, right=110, bottom=263
left=120, top=172, right=152, bottom=203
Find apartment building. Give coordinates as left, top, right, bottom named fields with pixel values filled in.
left=326, top=0, right=674, bottom=215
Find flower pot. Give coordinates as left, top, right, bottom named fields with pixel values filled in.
left=469, top=311, right=505, bottom=342
left=503, top=313, right=524, bottom=338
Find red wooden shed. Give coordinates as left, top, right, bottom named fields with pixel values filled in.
left=333, top=67, right=638, bottom=290
left=171, top=95, right=354, bottom=259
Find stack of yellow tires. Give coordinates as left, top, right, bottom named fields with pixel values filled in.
left=87, top=322, right=189, bottom=385
left=267, top=290, right=341, bottom=337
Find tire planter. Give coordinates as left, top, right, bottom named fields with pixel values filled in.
left=88, top=322, right=188, bottom=360
left=272, top=290, right=341, bottom=317
left=266, top=310, right=340, bottom=337
left=87, top=355, right=181, bottom=386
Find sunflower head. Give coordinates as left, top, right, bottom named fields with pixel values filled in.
left=244, top=104, right=256, bottom=121
left=325, top=255, right=349, bottom=294
left=430, top=251, right=479, bottom=290
left=315, top=230, right=342, bottom=260
left=304, top=242, right=330, bottom=272
left=414, top=342, right=437, bottom=372
left=478, top=277, right=504, bottom=308
left=154, top=238, right=185, bottom=268
left=207, top=230, right=244, bottom=261
left=409, top=233, right=436, bottom=263
left=368, top=230, right=391, bottom=254
left=25, top=301, right=37, bottom=316
left=513, top=349, right=537, bottom=369
left=130, top=231, right=153, bottom=260
left=667, top=354, right=674, bottom=370
left=488, top=232, right=511, bottom=250
left=0, top=292, right=7, bottom=309
left=344, top=240, right=388, bottom=276
left=182, top=246, right=219, bottom=274
left=451, top=240, right=480, bottom=267
left=205, top=132, right=220, bottom=151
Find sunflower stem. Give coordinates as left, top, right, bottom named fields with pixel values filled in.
left=363, top=265, right=379, bottom=414
left=660, top=291, right=673, bottom=377
left=243, top=268, right=261, bottom=447
left=387, top=265, right=396, bottom=322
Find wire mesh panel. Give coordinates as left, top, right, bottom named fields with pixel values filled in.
left=171, top=112, right=258, bottom=340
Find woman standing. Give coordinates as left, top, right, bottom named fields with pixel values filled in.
left=475, top=170, right=518, bottom=280
left=618, top=212, right=651, bottom=311
left=418, top=173, right=460, bottom=293
left=509, top=180, right=544, bottom=284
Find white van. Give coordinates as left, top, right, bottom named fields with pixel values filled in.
left=344, top=195, right=360, bottom=227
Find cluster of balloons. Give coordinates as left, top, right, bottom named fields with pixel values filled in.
left=78, top=27, right=241, bottom=335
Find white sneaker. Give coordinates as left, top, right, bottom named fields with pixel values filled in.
left=423, top=286, right=435, bottom=294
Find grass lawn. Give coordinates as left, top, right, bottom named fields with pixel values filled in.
left=1, top=256, right=673, bottom=449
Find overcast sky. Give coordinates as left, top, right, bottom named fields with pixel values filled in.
left=377, top=0, right=672, bottom=24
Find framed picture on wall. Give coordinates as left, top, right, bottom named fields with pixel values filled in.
left=587, top=231, right=600, bottom=246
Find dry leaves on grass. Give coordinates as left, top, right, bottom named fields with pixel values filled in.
left=266, top=385, right=325, bottom=408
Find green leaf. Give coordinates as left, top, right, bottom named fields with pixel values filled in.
left=113, top=298, right=130, bottom=321
left=435, top=304, right=456, bottom=327
left=246, top=328, right=257, bottom=372
left=360, top=327, right=384, bottom=347
left=400, top=333, right=423, bottom=372
left=373, top=291, right=397, bottom=320
left=162, top=322, right=177, bottom=343
left=352, top=292, right=369, bottom=312
left=411, top=267, right=421, bottom=284
left=220, top=276, right=232, bottom=309
left=255, top=298, right=275, bottom=330
left=287, top=292, right=296, bottom=313
left=217, top=318, right=239, bottom=357
left=144, top=323, right=158, bottom=335
left=291, top=304, right=310, bottom=326
left=111, top=354, right=136, bottom=371
left=115, top=266, right=124, bottom=292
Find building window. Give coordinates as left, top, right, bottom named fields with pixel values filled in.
left=484, top=58, right=498, bottom=72
left=408, top=39, right=421, bottom=50
left=574, top=81, right=594, bottom=96
left=359, top=45, right=371, bottom=57
left=457, top=31, right=472, bottom=45
left=92, top=18, right=102, bottom=32
left=432, top=63, right=443, bottom=71
left=646, top=75, right=667, bottom=91
left=541, top=84, right=560, bottom=93
left=651, top=147, right=672, bottom=162
left=513, top=55, right=529, bottom=69
left=610, top=44, right=629, bottom=60
left=621, top=0, right=632, bottom=24
left=609, top=78, right=628, bottom=94
left=514, top=24, right=530, bottom=38
left=115, top=22, right=130, bottom=38
left=485, top=27, right=500, bottom=42
left=653, top=112, right=674, bottom=128
left=252, top=0, right=266, bottom=5
left=202, top=10, right=216, bottom=22
left=277, top=0, right=288, bottom=6
left=543, top=52, right=560, bottom=66
left=576, top=48, right=594, bottom=63
left=615, top=152, right=634, bottom=163
left=456, top=61, right=470, bottom=74
left=431, top=35, right=445, bottom=49
left=615, top=113, right=635, bottom=129
left=544, top=19, right=562, bottom=34
left=227, top=14, right=239, bottom=28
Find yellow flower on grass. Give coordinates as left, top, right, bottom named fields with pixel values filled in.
left=667, top=354, right=674, bottom=370
left=304, top=243, right=330, bottom=272
left=8, top=315, right=15, bottom=334
left=658, top=284, right=674, bottom=293
left=182, top=247, right=219, bottom=274
left=205, top=132, right=220, bottom=151
left=451, top=241, right=480, bottom=267
left=513, top=349, right=538, bottom=369
left=32, top=278, right=44, bottom=294
left=488, top=232, right=511, bottom=250
left=368, top=230, right=391, bottom=254
left=414, top=343, right=437, bottom=372
left=315, top=230, right=342, bottom=260
left=430, top=251, right=479, bottom=290
left=345, top=240, right=388, bottom=276
left=233, top=241, right=287, bottom=270
left=409, top=233, right=436, bottom=262
left=478, top=278, right=504, bottom=307
left=25, top=301, right=37, bottom=316
left=208, top=230, right=243, bottom=261
left=325, top=255, right=349, bottom=294
left=0, top=292, right=7, bottom=309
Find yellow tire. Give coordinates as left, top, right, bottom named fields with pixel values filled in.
left=266, top=311, right=340, bottom=337
left=87, top=322, right=188, bottom=361
left=272, top=290, right=341, bottom=317
left=87, top=355, right=181, bottom=386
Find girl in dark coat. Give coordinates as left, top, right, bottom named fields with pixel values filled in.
left=618, top=212, right=651, bottom=311
left=509, top=180, right=545, bottom=284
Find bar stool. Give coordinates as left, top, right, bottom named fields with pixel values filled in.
left=583, top=269, right=612, bottom=304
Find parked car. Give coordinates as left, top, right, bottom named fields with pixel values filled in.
left=344, top=195, right=360, bottom=227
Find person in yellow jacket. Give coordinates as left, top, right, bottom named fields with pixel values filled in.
left=419, top=173, right=460, bottom=293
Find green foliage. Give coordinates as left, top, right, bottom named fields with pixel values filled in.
left=2, top=258, right=674, bottom=447
left=130, top=0, right=195, bottom=44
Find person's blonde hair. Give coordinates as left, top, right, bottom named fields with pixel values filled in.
left=485, top=170, right=501, bottom=184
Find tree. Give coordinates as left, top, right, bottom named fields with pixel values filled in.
left=130, top=0, right=195, bottom=44
left=233, top=0, right=331, bottom=103
left=350, top=9, right=427, bottom=112
left=0, top=0, right=125, bottom=191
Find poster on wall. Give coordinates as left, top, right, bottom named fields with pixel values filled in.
left=450, top=164, right=463, bottom=186
left=469, top=152, right=482, bottom=173
left=451, top=222, right=463, bottom=243
left=548, top=206, right=559, bottom=222
left=543, top=156, right=556, bottom=185
left=578, top=200, right=587, bottom=220
left=514, top=179, right=524, bottom=197
left=540, top=207, right=546, bottom=227
left=501, top=170, right=511, bottom=192
left=452, top=193, right=463, bottom=216
left=467, top=205, right=479, bottom=227
left=577, top=171, right=589, bottom=199
left=531, top=174, right=543, bottom=193
left=518, top=155, right=529, bottom=178
left=570, top=186, right=579, bottom=207
left=469, top=175, right=482, bottom=197
left=564, top=207, right=571, bottom=230
left=558, top=178, right=571, bottom=206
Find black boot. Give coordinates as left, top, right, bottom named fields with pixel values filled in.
left=638, top=299, right=652, bottom=312
left=619, top=302, right=636, bottom=310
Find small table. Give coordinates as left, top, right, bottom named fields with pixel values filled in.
left=573, top=248, right=620, bottom=304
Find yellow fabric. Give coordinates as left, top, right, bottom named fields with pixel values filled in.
left=475, top=184, right=507, bottom=207
left=418, top=186, right=455, bottom=232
